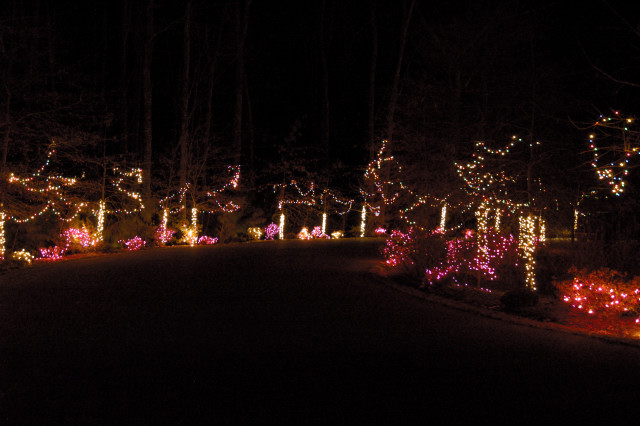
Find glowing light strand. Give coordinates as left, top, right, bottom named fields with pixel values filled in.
left=588, top=112, right=639, bottom=196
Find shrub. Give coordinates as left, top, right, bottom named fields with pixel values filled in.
left=555, top=267, right=640, bottom=321
left=382, top=228, right=446, bottom=279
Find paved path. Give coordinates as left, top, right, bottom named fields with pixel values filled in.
left=2, top=239, right=640, bottom=423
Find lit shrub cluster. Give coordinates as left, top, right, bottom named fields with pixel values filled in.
left=264, top=223, right=279, bottom=240
left=556, top=267, right=640, bottom=322
left=248, top=227, right=263, bottom=240
left=297, top=226, right=330, bottom=240
left=425, top=230, right=519, bottom=285
left=382, top=228, right=446, bottom=278
left=39, top=226, right=101, bottom=261
left=383, top=227, right=521, bottom=286
left=197, top=235, right=218, bottom=245
left=121, top=236, right=146, bottom=251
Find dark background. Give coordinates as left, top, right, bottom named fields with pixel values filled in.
left=2, top=0, right=640, bottom=231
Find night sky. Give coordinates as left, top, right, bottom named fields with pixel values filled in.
left=3, top=0, right=640, bottom=204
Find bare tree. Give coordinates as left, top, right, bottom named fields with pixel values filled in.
left=233, top=0, right=251, bottom=165
left=142, top=0, right=154, bottom=217
left=384, top=0, right=415, bottom=142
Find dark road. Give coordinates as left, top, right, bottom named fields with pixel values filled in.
left=2, top=239, right=640, bottom=423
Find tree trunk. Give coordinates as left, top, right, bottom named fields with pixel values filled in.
left=121, top=0, right=131, bottom=153
left=1, top=95, right=10, bottom=177
left=320, top=0, right=330, bottom=163
left=178, top=1, right=192, bottom=202
left=368, top=0, right=378, bottom=161
left=142, top=0, right=154, bottom=215
left=385, top=0, right=414, bottom=142
left=233, top=0, right=251, bottom=165
left=244, top=71, right=254, bottom=186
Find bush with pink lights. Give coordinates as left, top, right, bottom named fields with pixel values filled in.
left=382, top=227, right=521, bottom=288
left=556, top=267, right=640, bottom=322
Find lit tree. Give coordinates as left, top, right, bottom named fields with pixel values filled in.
left=360, top=140, right=405, bottom=231
left=586, top=111, right=640, bottom=196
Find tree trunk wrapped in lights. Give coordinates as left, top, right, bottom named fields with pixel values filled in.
left=0, top=210, right=5, bottom=260
left=519, top=214, right=538, bottom=291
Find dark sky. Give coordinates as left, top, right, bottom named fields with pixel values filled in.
left=4, top=0, right=640, bottom=186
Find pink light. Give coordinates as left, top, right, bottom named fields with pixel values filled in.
left=63, top=227, right=96, bottom=248
left=121, top=236, right=145, bottom=251
left=264, top=223, right=279, bottom=240
left=197, top=235, right=218, bottom=245
left=38, top=245, right=65, bottom=261
left=310, top=226, right=329, bottom=239
left=155, top=226, right=175, bottom=245
left=375, top=227, right=387, bottom=236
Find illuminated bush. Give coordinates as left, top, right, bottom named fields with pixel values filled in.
left=121, top=236, right=146, bottom=251
left=556, top=267, right=640, bottom=322
left=423, top=230, right=520, bottom=288
left=382, top=228, right=446, bottom=279
left=264, top=223, right=279, bottom=240
left=248, top=227, right=263, bottom=240
left=197, top=235, right=218, bottom=245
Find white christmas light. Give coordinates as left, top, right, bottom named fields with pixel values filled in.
left=279, top=212, right=285, bottom=240
left=440, top=205, right=447, bottom=231
left=322, top=212, right=327, bottom=235
left=0, top=211, right=5, bottom=260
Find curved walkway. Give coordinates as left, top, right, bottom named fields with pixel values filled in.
left=1, top=239, right=639, bottom=423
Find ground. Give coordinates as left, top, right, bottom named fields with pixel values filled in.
left=380, top=269, right=640, bottom=345
left=3, top=239, right=640, bottom=423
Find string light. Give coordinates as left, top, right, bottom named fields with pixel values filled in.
left=455, top=137, right=531, bottom=213
left=38, top=245, right=65, bottom=261
left=96, top=200, right=105, bottom=242
left=331, top=231, right=343, bottom=239
left=155, top=209, right=175, bottom=245
left=557, top=267, right=640, bottom=323
left=311, top=226, right=329, bottom=239
left=475, top=201, right=491, bottom=275
left=298, top=227, right=310, bottom=240
left=11, top=249, right=33, bottom=265
left=248, top=227, right=263, bottom=240
left=63, top=227, right=99, bottom=248
left=6, top=141, right=79, bottom=223
left=360, top=206, right=366, bottom=237
left=322, top=213, right=327, bottom=235
left=121, top=236, right=145, bottom=251
left=360, top=140, right=405, bottom=218
left=439, top=205, right=447, bottom=231
left=0, top=211, right=5, bottom=260
left=182, top=207, right=199, bottom=246
left=197, top=236, right=218, bottom=245
left=265, top=222, right=279, bottom=240
left=111, top=167, right=145, bottom=213
left=588, top=112, right=639, bottom=196
left=519, top=214, right=537, bottom=291
left=279, top=213, right=285, bottom=239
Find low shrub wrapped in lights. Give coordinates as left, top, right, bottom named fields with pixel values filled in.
left=155, top=225, right=176, bottom=245
left=197, top=235, right=218, bottom=245
left=556, top=267, right=640, bottom=323
left=39, top=245, right=66, bottom=261
left=297, top=227, right=311, bottom=240
left=310, top=226, right=330, bottom=239
left=382, top=228, right=447, bottom=279
left=264, top=223, right=279, bottom=240
left=121, top=236, right=146, bottom=251
left=247, top=227, right=263, bottom=240
left=11, top=249, right=34, bottom=265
